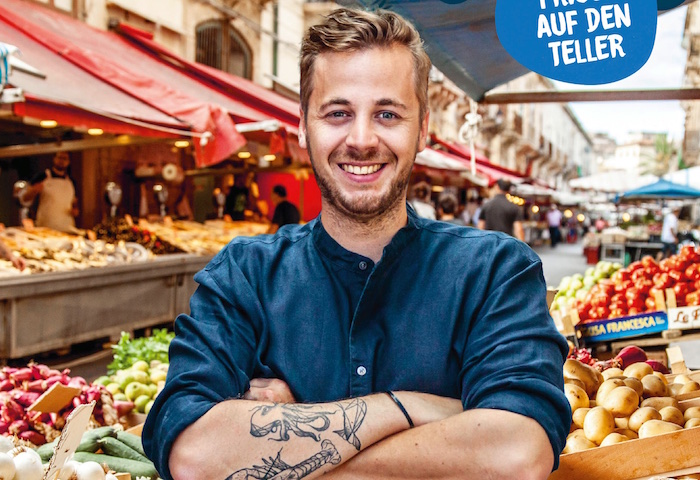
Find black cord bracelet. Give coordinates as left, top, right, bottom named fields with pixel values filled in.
left=386, top=391, right=414, bottom=428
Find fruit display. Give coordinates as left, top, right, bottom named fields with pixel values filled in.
left=107, top=329, right=174, bottom=375
left=0, top=363, right=123, bottom=447
left=92, top=218, right=183, bottom=256
left=562, top=346, right=700, bottom=454
left=95, top=360, right=168, bottom=416
left=573, top=246, right=700, bottom=322
left=552, top=261, right=622, bottom=315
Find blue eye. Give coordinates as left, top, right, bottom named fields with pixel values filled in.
left=378, top=112, right=397, bottom=120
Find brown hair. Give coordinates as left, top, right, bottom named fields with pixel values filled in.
left=300, top=8, right=431, bottom=120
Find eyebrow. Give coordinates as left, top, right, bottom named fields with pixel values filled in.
left=318, top=98, right=408, bottom=111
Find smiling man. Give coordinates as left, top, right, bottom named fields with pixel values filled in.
left=143, top=8, right=570, bottom=480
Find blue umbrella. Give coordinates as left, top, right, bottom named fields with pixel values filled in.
left=619, top=178, right=700, bottom=200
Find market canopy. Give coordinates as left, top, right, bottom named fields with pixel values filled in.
left=619, top=178, right=700, bottom=200
left=339, top=0, right=698, bottom=103
left=569, top=171, right=658, bottom=193
left=0, top=0, right=248, bottom=167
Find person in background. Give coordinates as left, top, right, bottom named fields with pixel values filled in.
left=224, top=174, right=250, bottom=221
left=0, top=237, right=25, bottom=270
left=478, top=178, right=524, bottom=241
left=266, top=185, right=301, bottom=234
left=661, top=206, right=682, bottom=259
left=409, top=180, right=436, bottom=219
left=437, top=192, right=465, bottom=225
left=144, top=8, right=569, bottom=480
left=21, top=151, right=79, bottom=233
left=546, top=204, right=563, bottom=248
left=461, top=193, right=482, bottom=227
left=594, top=216, right=607, bottom=233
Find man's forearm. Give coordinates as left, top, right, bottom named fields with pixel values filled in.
left=325, top=409, right=554, bottom=480
left=169, top=393, right=412, bottom=480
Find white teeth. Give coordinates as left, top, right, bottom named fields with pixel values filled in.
left=341, top=164, right=381, bottom=175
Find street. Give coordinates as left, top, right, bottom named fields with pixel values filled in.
left=532, top=239, right=589, bottom=289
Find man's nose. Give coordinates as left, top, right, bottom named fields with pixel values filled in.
left=345, top=116, right=379, bottom=151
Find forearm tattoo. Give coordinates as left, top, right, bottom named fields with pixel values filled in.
left=229, top=400, right=367, bottom=479
left=226, top=440, right=341, bottom=480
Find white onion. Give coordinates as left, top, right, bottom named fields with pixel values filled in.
left=58, top=459, right=80, bottom=480
left=76, top=461, right=106, bottom=480
left=12, top=451, right=43, bottom=480
left=105, top=474, right=118, bottom=480
left=0, top=451, right=16, bottom=480
left=0, top=437, right=13, bottom=454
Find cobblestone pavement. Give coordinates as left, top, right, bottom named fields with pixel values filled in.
left=532, top=240, right=589, bottom=289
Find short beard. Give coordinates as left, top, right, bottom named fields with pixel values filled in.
left=308, top=141, right=414, bottom=223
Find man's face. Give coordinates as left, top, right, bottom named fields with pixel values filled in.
left=53, top=153, right=70, bottom=173
left=299, top=45, right=429, bottom=221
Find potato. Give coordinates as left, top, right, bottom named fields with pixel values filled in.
left=613, top=427, right=638, bottom=439
left=596, top=378, right=627, bottom=404
left=565, top=383, right=590, bottom=413
left=564, top=359, right=601, bottom=397
left=564, top=377, right=586, bottom=391
left=589, top=399, right=597, bottom=408
left=567, top=428, right=586, bottom=439
left=601, top=386, right=639, bottom=418
left=602, top=368, right=624, bottom=381
left=572, top=407, right=590, bottom=429
left=685, top=418, right=700, bottom=429
left=684, top=406, right=700, bottom=423
left=638, top=419, right=683, bottom=438
left=562, top=434, right=597, bottom=454
left=641, top=374, right=668, bottom=398
left=599, top=432, right=630, bottom=447
left=623, top=377, right=644, bottom=398
left=679, top=381, right=700, bottom=395
left=659, top=406, right=685, bottom=426
left=669, top=383, right=685, bottom=397
left=674, top=374, right=694, bottom=384
left=623, top=362, right=654, bottom=380
left=653, top=371, right=669, bottom=384
left=628, top=406, right=662, bottom=432
left=641, top=396, right=680, bottom=411
left=583, top=406, right=615, bottom=444
left=614, top=416, right=630, bottom=429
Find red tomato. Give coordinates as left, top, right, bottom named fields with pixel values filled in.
left=674, top=282, right=691, bottom=299
left=653, top=272, right=672, bottom=289
left=645, top=296, right=657, bottom=311
left=628, top=307, right=641, bottom=315
left=679, top=245, right=697, bottom=261
left=686, top=291, right=700, bottom=307
left=634, top=278, right=653, bottom=294
left=611, top=293, right=625, bottom=304
left=659, top=258, right=674, bottom=272
left=591, top=293, right=610, bottom=308
left=669, top=269, right=687, bottom=283
left=631, top=269, right=648, bottom=282
left=611, top=270, right=630, bottom=284
left=615, top=280, right=633, bottom=293
left=609, top=308, right=625, bottom=319
left=628, top=261, right=644, bottom=272
left=625, top=287, right=639, bottom=302
left=641, top=256, right=658, bottom=268
left=685, top=264, right=700, bottom=282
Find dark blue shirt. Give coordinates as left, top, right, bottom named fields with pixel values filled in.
left=143, top=206, right=571, bottom=479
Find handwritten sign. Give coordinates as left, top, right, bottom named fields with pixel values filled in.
left=576, top=311, right=668, bottom=342
left=668, top=305, right=700, bottom=330
left=496, top=0, right=658, bottom=85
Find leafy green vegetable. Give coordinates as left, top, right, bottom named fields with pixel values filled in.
left=107, top=328, right=174, bottom=374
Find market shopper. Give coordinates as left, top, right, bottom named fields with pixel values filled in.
left=437, top=191, right=465, bottom=225
left=546, top=204, right=564, bottom=248
left=266, top=184, right=301, bottom=234
left=409, top=180, right=436, bottom=219
left=21, top=151, right=79, bottom=233
left=477, top=178, right=525, bottom=241
left=143, top=8, right=570, bottom=480
left=661, top=206, right=682, bottom=258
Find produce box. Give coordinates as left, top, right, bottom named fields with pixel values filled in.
left=576, top=311, right=668, bottom=343
left=549, top=422, right=700, bottom=480
left=665, top=289, right=700, bottom=331
left=601, top=233, right=627, bottom=244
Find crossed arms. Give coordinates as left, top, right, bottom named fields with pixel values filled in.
left=168, top=379, right=554, bottom=480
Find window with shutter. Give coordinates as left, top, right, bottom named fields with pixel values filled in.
left=196, top=20, right=251, bottom=79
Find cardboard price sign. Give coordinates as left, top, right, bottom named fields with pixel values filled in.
left=43, top=402, right=95, bottom=480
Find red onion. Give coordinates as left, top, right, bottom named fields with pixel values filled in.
left=0, top=380, right=12, bottom=392
left=25, top=380, right=45, bottom=393
left=12, top=391, right=40, bottom=408
left=9, top=368, right=33, bottom=383
left=67, top=377, right=87, bottom=389
left=18, top=429, right=47, bottom=446
left=112, top=400, right=135, bottom=418
left=614, top=345, right=648, bottom=369
left=0, top=420, right=8, bottom=434
left=8, top=419, right=29, bottom=434
left=645, top=359, right=670, bottom=374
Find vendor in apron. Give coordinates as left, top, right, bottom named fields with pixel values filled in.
left=22, top=152, right=79, bottom=233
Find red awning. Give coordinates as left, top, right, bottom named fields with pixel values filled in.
left=430, top=134, right=527, bottom=185
left=0, top=0, right=245, bottom=166
left=116, top=23, right=300, bottom=133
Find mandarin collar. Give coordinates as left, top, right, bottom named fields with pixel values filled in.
left=312, top=203, right=422, bottom=270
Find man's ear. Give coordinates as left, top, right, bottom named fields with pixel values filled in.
left=417, top=109, right=430, bottom=152
left=298, top=106, right=307, bottom=149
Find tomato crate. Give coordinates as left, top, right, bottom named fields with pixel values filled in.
left=575, top=311, right=669, bottom=343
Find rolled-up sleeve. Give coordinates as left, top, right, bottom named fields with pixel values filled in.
left=460, top=238, right=571, bottom=469
left=142, top=251, right=264, bottom=480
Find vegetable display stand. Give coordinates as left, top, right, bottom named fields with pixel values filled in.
left=549, top=425, right=700, bottom=480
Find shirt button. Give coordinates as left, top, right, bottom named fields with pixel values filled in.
left=358, top=261, right=368, bottom=271
left=356, top=365, right=367, bottom=376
